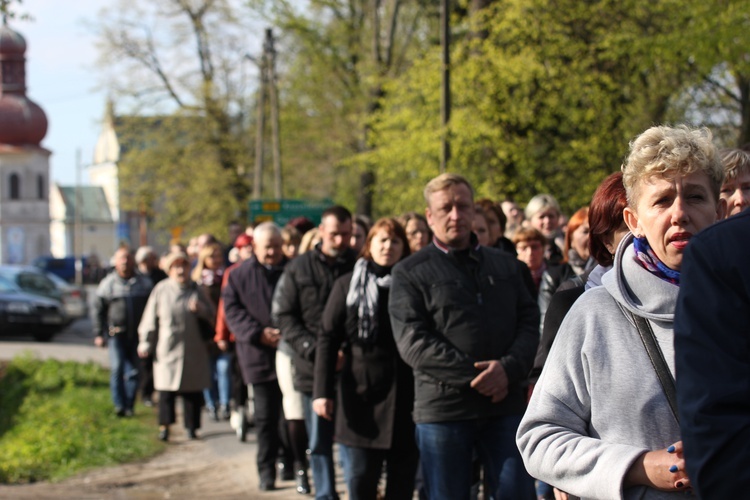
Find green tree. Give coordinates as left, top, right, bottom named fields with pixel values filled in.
left=93, top=0, right=256, bottom=234
left=364, top=0, right=732, bottom=216
left=251, top=0, right=437, bottom=215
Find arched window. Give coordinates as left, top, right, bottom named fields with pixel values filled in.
left=37, top=174, right=44, bottom=199
left=9, top=173, right=20, bottom=199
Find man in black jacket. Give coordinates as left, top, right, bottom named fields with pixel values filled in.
left=272, top=206, right=356, bottom=500
left=389, top=173, right=539, bottom=500
left=223, top=222, right=289, bottom=491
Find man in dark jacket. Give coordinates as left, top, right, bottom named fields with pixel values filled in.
left=272, top=205, right=356, bottom=500
left=134, top=245, right=167, bottom=407
left=389, top=173, right=539, bottom=500
left=223, top=222, right=288, bottom=491
left=675, top=208, right=750, bottom=499
left=93, top=247, right=153, bottom=417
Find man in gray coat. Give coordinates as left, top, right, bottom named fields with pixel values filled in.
left=93, top=247, right=153, bottom=417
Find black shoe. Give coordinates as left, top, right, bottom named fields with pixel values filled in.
left=295, top=469, right=310, bottom=494
left=220, top=405, right=231, bottom=421
left=158, top=427, right=169, bottom=442
left=208, top=407, right=219, bottom=422
left=187, top=429, right=199, bottom=440
left=279, top=462, right=295, bottom=481
left=259, top=478, right=276, bottom=491
left=115, top=407, right=126, bottom=417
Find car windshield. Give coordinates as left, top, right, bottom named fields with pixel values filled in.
left=45, top=271, right=70, bottom=288
left=0, top=275, right=19, bottom=293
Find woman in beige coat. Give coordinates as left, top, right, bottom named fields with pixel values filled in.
left=138, top=252, right=214, bottom=441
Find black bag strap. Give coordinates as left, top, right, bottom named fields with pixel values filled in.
left=629, top=311, right=680, bottom=423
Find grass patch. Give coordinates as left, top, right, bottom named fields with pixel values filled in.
left=0, top=355, right=164, bottom=484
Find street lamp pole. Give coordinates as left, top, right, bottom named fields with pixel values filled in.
left=440, top=0, right=451, bottom=173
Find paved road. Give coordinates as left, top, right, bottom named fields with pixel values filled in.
left=0, top=316, right=109, bottom=366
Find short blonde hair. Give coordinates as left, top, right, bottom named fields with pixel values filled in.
left=622, top=125, right=724, bottom=206
left=720, top=148, right=750, bottom=184
left=423, top=173, right=474, bottom=204
left=524, top=194, right=561, bottom=221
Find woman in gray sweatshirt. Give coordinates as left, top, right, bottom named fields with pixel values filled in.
left=516, top=125, right=726, bottom=499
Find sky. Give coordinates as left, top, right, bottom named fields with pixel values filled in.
left=19, top=0, right=107, bottom=187
left=18, top=0, right=271, bottom=188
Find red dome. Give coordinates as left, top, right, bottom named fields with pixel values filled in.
left=0, top=93, right=47, bottom=145
left=0, top=25, right=26, bottom=56
left=0, top=24, right=47, bottom=146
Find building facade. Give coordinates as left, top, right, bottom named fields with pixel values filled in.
left=0, top=23, right=51, bottom=264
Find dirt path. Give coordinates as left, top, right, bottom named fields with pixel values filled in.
left=0, top=422, right=314, bottom=500
left=1, top=331, right=328, bottom=499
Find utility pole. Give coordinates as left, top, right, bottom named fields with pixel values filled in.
left=74, top=149, right=83, bottom=286
left=251, top=28, right=283, bottom=200
left=440, top=0, right=451, bottom=173
left=266, top=29, right=282, bottom=199
left=252, top=49, right=267, bottom=200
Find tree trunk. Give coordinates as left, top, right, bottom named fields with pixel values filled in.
left=738, top=75, right=750, bottom=147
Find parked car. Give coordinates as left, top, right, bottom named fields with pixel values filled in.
left=0, top=265, right=88, bottom=323
left=45, top=271, right=89, bottom=320
left=0, top=265, right=62, bottom=301
left=0, top=275, right=66, bottom=341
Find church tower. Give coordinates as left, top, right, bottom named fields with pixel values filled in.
left=0, top=21, right=50, bottom=264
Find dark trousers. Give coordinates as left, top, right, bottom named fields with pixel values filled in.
left=140, top=355, right=154, bottom=402
left=254, top=380, right=287, bottom=481
left=415, top=415, right=535, bottom=500
left=159, top=390, right=203, bottom=430
left=232, top=352, right=248, bottom=407
left=341, top=443, right=419, bottom=500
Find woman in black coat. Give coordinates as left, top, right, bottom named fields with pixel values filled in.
left=313, top=217, right=418, bottom=500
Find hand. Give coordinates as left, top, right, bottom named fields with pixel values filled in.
left=312, top=398, right=334, bottom=420
left=335, top=350, right=346, bottom=372
left=553, top=488, right=569, bottom=500
left=470, top=360, right=509, bottom=403
left=260, top=327, right=281, bottom=348
left=94, top=336, right=105, bottom=348
left=217, top=340, right=229, bottom=351
left=137, top=348, right=150, bottom=359
left=624, top=441, right=691, bottom=491
left=188, top=296, right=199, bottom=313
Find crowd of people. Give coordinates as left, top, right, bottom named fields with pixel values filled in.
left=90, top=124, right=750, bottom=499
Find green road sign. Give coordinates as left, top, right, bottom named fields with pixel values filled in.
left=249, top=199, right=334, bottom=227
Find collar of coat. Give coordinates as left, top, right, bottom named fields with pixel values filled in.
left=432, top=233, right=482, bottom=255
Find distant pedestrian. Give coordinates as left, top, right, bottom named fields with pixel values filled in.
left=135, top=245, right=167, bottom=407
left=92, top=247, right=153, bottom=417
left=138, top=252, right=214, bottom=442
left=273, top=205, right=357, bottom=500
left=224, top=223, right=293, bottom=491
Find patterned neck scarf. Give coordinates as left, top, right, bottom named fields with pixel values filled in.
left=632, top=237, right=680, bottom=286
left=346, top=258, right=392, bottom=344
left=199, top=267, right=224, bottom=287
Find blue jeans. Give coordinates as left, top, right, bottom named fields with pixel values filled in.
left=415, top=416, right=535, bottom=500
left=302, top=393, right=340, bottom=500
left=107, top=335, right=139, bottom=411
left=203, top=352, right=232, bottom=409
